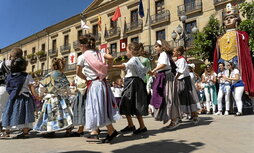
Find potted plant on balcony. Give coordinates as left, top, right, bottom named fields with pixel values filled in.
left=27, top=53, right=34, bottom=59
left=36, top=50, right=46, bottom=59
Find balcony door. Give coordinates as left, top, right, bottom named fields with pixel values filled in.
left=155, top=0, right=165, bottom=14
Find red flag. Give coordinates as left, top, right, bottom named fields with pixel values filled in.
left=112, top=6, right=121, bottom=21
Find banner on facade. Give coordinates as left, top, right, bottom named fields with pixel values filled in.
left=100, top=43, right=108, bottom=53
left=69, top=52, right=76, bottom=64
left=120, top=38, right=127, bottom=52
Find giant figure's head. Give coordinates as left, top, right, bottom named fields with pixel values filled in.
left=223, top=3, right=240, bottom=29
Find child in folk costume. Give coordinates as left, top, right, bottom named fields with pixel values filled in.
left=149, top=40, right=181, bottom=129
left=113, top=42, right=149, bottom=134
left=76, top=34, right=120, bottom=143
left=0, top=48, right=23, bottom=137
left=2, top=57, right=38, bottom=138
left=173, top=46, right=199, bottom=124
left=111, top=78, right=124, bottom=107
left=34, top=58, right=73, bottom=136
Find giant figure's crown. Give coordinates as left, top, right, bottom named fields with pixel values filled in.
left=223, top=3, right=239, bottom=19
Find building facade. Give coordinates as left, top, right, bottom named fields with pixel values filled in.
left=0, top=0, right=250, bottom=81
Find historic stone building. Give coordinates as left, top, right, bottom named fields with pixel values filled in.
left=0, top=0, right=250, bottom=81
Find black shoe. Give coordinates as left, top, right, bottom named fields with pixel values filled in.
left=102, top=130, right=118, bottom=143
left=86, top=134, right=99, bottom=140
left=13, top=133, right=29, bottom=139
left=120, top=126, right=136, bottom=133
left=43, top=132, right=55, bottom=138
left=71, top=132, right=84, bottom=137
left=133, top=127, right=147, bottom=134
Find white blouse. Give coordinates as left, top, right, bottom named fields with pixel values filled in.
left=230, top=68, right=241, bottom=84
left=175, top=58, right=189, bottom=79
left=123, top=56, right=148, bottom=79
left=77, top=50, right=106, bottom=81
left=157, top=51, right=171, bottom=72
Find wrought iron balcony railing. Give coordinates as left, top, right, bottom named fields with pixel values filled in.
left=126, top=20, right=143, bottom=33
left=214, top=0, right=233, bottom=6
left=49, top=48, right=58, bottom=57
left=60, top=44, right=71, bottom=54
left=178, top=0, right=202, bottom=16
left=73, top=40, right=80, bottom=51
left=150, top=10, right=170, bottom=25
left=105, top=27, right=120, bottom=39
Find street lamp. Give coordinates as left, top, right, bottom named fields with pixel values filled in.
left=171, top=15, right=198, bottom=57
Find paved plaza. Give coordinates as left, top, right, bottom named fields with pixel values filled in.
left=0, top=114, right=253, bottom=153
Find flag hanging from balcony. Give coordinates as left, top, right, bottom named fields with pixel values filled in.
left=104, top=24, right=108, bottom=38
left=81, top=19, right=90, bottom=30
left=123, top=17, right=127, bottom=34
left=112, top=6, right=121, bottom=21
left=120, top=38, right=127, bottom=52
left=98, top=16, right=102, bottom=31
left=139, top=0, right=144, bottom=18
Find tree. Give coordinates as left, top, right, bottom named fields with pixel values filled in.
left=188, top=15, right=223, bottom=61
left=238, top=1, right=254, bottom=54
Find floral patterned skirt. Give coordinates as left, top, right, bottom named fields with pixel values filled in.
left=33, top=94, right=73, bottom=133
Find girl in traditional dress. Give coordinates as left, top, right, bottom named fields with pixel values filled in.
left=173, top=46, right=199, bottom=125
left=76, top=34, right=119, bottom=143
left=34, top=58, right=73, bottom=137
left=111, top=78, right=124, bottom=107
left=113, top=42, right=149, bottom=134
left=2, top=57, right=38, bottom=138
left=149, top=40, right=181, bottom=130
left=224, top=62, right=244, bottom=116
left=201, top=64, right=217, bottom=114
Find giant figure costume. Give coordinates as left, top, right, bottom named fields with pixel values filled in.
left=213, top=3, right=254, bottom=96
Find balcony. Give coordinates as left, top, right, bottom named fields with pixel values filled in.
left=64, top=63, right=76, bottom=75
left=49, top=48, right=58, bottom=57
left=126, top=20, right=143, bottom=34
left=214, top=0, right=233, bottom=7
left=73, top=40, right=80, bottom=51
left=92, top=33, right=101, bottom=43
left=105, top=27, right=120, bottom=40
left=60, top=44, right=71, bottom=54
left=29, top=56, right=37, bottom=64
left=35, top=50, right=47, bottom=61
left=178, top=0, right=202, bottom=16
left=150, top=10, right=170, bottom=26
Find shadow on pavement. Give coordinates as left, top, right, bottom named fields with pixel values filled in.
left=108, top=116, right=213, bottom=144
left=112, top=139, right=205, bottom=153
left=61, top=151, right=101, bottom=153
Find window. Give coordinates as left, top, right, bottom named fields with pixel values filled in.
left=156, top=29, right=166, bottom=40
left=92, top=24, right=99, bottom=36
left=155, top=0, right=165, bottom=14
left=185, top=20, right=197, bottom=47
left=64, top=35, right=69, bottom=46
left=41, top=63, right=45, bottom=70
left=184, top=0, right=195, bottom=11
left=110, top=18, right=117, bottom=29
left=32, top=47, right=36, bottom=54
left=24, top=50, right=27, bottom=57
left=32, top=65, right=35, bottom=72
left=110, top=43, right=117, bottom=55
left=52, top=39, right=57, bottom=51
left=41, top=44, right=45, bottom=51
left=77, top=30, right=82, bottom=39
left=131, top=37, right=139, bottom=43
left=131, top=9, right=138, bottom=23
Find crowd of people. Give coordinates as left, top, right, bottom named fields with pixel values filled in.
left=0, top=34, right=253, bottom=143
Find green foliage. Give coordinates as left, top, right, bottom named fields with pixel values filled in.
left=238, top=2, right=254, bottom=53
left=27, top=54, right=34, bottom=59
left=35, top=50, right=46, bottom=56
left=189, top=15, right=223, bottom=61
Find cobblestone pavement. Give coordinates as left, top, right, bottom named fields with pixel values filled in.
left=0, top=114, right=254, bottom=153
